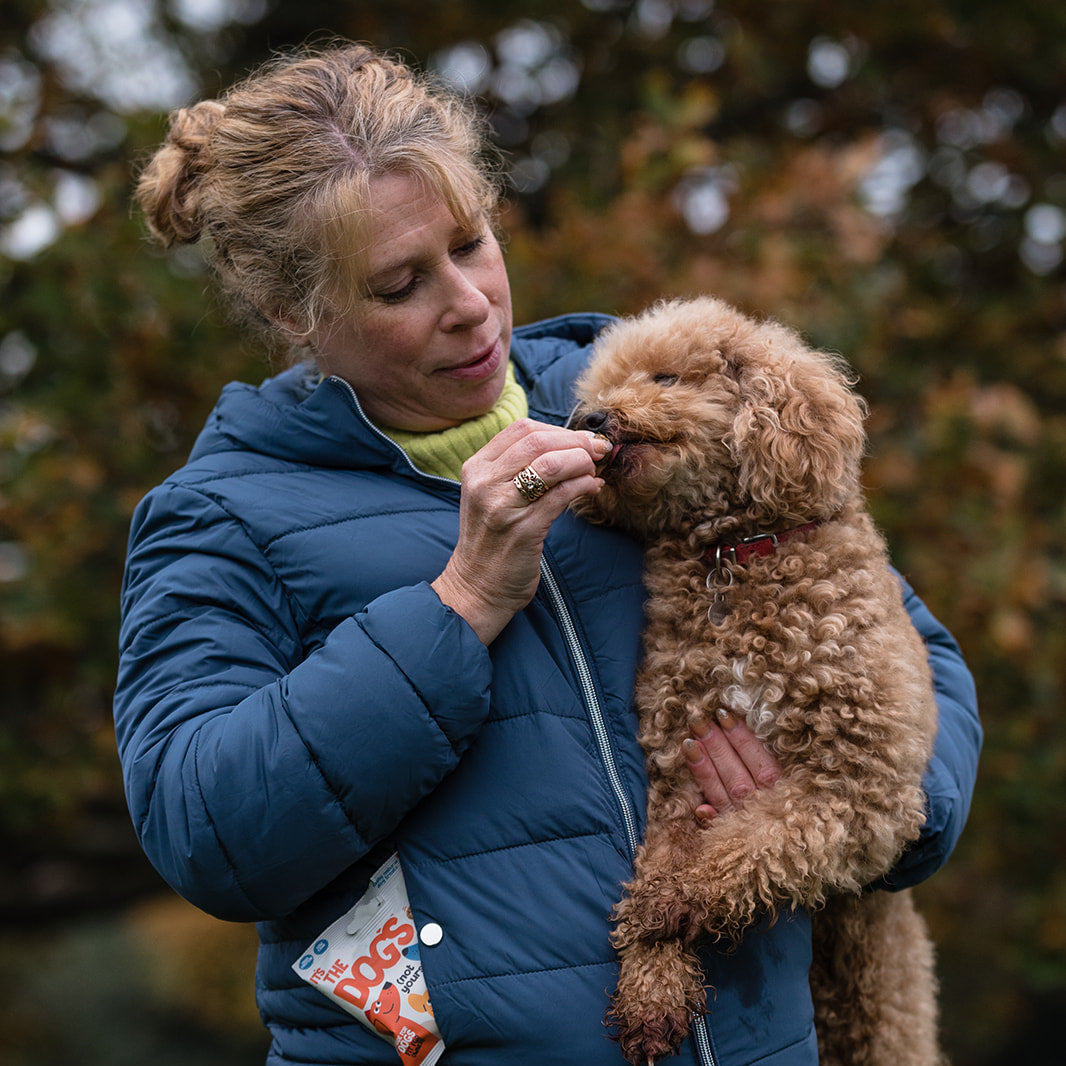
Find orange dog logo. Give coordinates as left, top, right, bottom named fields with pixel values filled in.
left=369, top=982, right=404, bottom=1035
left=369, top=982, right=438, bottom=1062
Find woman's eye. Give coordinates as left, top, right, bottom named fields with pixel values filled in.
left=653, top=373, right=679, bottom=386
left=453, top=235, right=486, bottom=258
left=375, top=277, right=419, bottom=304
left=372, top=236, right=486, bottom=304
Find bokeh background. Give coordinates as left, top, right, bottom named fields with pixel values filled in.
left=2, top=1, right=1065, bottom=1062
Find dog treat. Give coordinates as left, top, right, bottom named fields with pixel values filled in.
left=591, top=432, right=617, bottom=472
left=293, top=854, right=444, bottom=1065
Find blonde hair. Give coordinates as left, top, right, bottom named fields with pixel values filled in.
left=135, top=42, right=501, bottom=343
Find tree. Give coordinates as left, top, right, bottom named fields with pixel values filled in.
left=2, top=2, right=1064, bottom=1061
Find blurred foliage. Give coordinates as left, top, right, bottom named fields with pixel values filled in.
left=0, top=898, right=268, bottom=1064
left=2, top=0, right=1065, bottom=1063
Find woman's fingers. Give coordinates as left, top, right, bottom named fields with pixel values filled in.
left=712, top=709, right=783, bottom=788
left=683, top=739, right=729, bottom=815
left=469, top=416, right=608, bottom=472
left=684, top=710, right=782, bottom=821
left=431, top=420, right=608, bottom=645
left=457, top=419, right=607, bottom=519
left=505, top=426, right=609, bottom=503
left=459, top=421, right=607, bottom=529
left=508, top=441, right=605, bottom=507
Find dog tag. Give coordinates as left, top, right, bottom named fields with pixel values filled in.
left=705, top=568, right=733, bottom=625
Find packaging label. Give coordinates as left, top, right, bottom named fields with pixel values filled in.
left=293, top=853, right=444, bottom=1065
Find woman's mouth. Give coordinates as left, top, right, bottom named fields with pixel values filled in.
left=438, top=340, right=503, bottom=381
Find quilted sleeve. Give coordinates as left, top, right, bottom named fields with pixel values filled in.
left=879, top=576, right=982, bottom=890
left=114, top=482, right=492, bottom=921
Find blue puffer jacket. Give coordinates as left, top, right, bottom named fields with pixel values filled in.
left=114, top=313, right=981, bottom=1066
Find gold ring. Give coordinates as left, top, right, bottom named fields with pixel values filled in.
left=512, top=465, right=549, bottom=503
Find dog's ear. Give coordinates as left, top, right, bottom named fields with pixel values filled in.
left=729, top=348, right=867, bottom=520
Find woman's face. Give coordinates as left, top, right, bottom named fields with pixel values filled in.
left=309, top=172, right=513, bottom=431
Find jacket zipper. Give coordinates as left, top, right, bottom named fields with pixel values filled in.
left=537, top=556, right=641, bottom=858
left=540, top=552, right=716, bottom=1062
left=692, top=1013, right=718, bottom=1066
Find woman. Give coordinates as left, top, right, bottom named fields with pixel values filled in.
left=117, top=43, right=981, bottom=1066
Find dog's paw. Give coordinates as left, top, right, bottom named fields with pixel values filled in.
left=614, top=1008, right=692, bottom=1065
left=608, top=939, right=706, bottom=1064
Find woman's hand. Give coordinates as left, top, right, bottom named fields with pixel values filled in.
left=683, top=709, right=782, bottom=822
left=431, top=418, right=609, bottom=644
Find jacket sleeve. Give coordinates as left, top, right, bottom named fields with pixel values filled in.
left=879, top=575, right=982, bottom=890
left=114, top=482, right=492, bottom=922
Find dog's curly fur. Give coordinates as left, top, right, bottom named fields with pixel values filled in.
left=570, top=296, right=943, bottom=1065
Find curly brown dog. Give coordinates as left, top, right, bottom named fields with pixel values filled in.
left=570, top=296, right=942, bottom=1065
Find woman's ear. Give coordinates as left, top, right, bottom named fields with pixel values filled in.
left=256, top=298, right=313, bottom=347
left=266, top=310, right=313, bottom=348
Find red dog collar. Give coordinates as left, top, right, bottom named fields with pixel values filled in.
left=701, top=521, right=821, bottom=572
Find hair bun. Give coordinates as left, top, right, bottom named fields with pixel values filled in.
left=136, top=99, right=225, bottom=246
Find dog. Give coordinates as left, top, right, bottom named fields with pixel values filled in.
left=569, top=296, right=942, bottom=1065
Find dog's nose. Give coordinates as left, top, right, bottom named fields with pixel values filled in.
left=571, top=409, right=611, bottom=433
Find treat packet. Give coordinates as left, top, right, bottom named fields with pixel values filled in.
left=293, top=853, right=444, bottom=1065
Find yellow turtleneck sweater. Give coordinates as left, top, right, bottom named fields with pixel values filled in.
left=377, top=363, right=529, bottom=481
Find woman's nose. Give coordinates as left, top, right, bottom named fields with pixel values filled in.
left=441, top=266, right=490, bottom=330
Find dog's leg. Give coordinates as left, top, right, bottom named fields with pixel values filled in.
left=613, top=807, right=769, bottom=948
left=608, top=822, right=711, bottom=1063
left=811, top=891, right=945, bottom=1066
left=609, top=936, right=706, bottom=1064
left=612, top=818, right=711, bottom=947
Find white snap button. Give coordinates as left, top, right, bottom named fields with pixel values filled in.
left=419, top=922, right=443, bottom=946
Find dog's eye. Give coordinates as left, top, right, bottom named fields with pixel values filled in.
left=652, top=373, right=679, bottom=386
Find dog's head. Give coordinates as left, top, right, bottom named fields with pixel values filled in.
left=569, top=296, right=867, bottom=540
